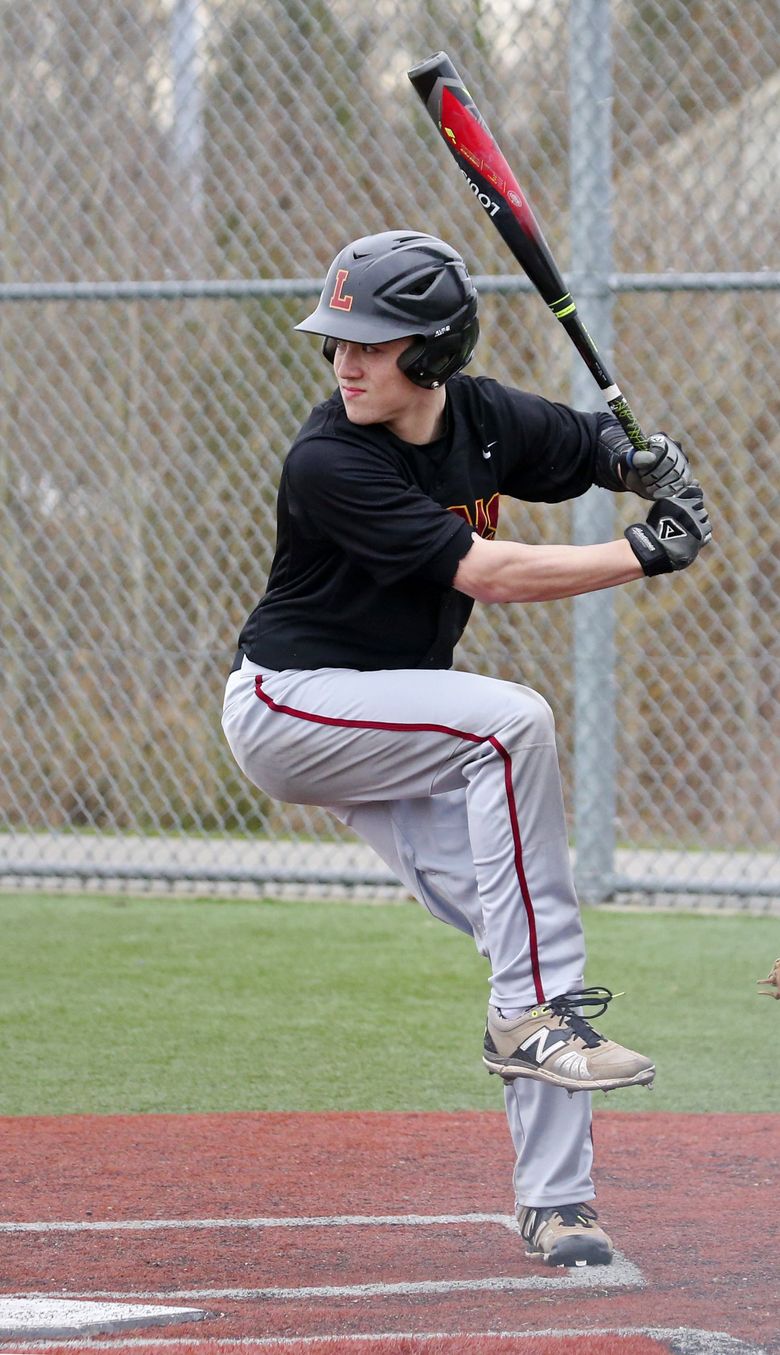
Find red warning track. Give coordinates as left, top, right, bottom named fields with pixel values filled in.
left=1, top=1111, right=778, bottom=1353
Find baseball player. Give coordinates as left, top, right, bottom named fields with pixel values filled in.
left=222, top=231, right=711, bottom=1267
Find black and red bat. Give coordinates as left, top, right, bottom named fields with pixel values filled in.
left=407, top=51, right=648, bottom=452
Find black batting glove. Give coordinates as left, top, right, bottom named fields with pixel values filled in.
left=625, top=484, right=712, bottom=576
left=595, top=419, right=692, bottom=500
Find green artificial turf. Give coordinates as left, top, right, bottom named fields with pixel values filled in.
left=0, top=891, right=777, bottom=1116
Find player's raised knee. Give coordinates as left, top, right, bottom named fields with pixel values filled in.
left=500, top=688, right=556, bottom=745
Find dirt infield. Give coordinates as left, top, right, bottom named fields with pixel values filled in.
left=1, top=1111, right=778, bottom=1354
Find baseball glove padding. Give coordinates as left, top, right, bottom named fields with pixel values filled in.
left=757, top=957, right=780, bottom=998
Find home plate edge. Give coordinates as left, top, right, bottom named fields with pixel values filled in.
left=0, top=1298, right=209, bottom=1340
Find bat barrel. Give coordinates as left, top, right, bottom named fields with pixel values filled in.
left=407, top=51, right=459, bottom=103
left=407, top=51, right=648, bottom=451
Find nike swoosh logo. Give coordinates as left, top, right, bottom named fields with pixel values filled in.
left=482, top=441, right=496, bottom=460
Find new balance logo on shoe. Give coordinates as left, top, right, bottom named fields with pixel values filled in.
left=518, top=1026, right=571, bottom=1064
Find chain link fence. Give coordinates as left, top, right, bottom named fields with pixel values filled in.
left=2, top=0, right=779, bottom=908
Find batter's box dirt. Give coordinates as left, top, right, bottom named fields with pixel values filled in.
left=0, top=1111, right=777, bottom=1354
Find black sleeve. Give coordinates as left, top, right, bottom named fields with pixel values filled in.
left=285, top=437, right=475, bottom=587
left=479, top=379, right=603, bottom=502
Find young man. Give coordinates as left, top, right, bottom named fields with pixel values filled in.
left=222, top=231, right=710, bottom=1267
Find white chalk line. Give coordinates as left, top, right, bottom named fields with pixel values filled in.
left=0, top=1213, right=643, bottom=1309
left=6, top=1249, right=643, bottom=1301
left=0, top=1327, right=769, bottom=1354
left=0, top=1212, right=520, bottom=1235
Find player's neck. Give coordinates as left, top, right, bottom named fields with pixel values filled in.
left=383, top=387, right=447, bottom=446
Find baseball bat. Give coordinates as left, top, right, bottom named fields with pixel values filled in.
left=407, top=51, right=648, bottom=452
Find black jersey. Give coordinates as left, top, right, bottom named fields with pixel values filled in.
left=237, top=374, right=604, bottom=671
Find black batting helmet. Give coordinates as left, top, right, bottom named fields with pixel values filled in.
left=295, top=230, right=479, bottom=388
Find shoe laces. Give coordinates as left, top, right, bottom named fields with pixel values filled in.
left=521, top=1201, right=598, bottom=1242
left=554, top=1202, right=598, bottom=1228
left=546, top=986, right=615, bottom=1048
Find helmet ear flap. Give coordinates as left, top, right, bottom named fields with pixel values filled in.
left=322, top=336, right=337, bottom=364
left=396, top=338, right=427, bottom=383
left=396, top=316, right=479, bottom=389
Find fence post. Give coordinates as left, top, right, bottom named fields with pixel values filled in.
left=170, top=0, right=205, bottom=271
left=569, top=0, right=617, bottom=904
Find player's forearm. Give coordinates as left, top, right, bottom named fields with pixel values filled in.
left=452, top=534, right=643, bottom=604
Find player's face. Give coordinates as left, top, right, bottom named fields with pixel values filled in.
left=333, top=337, right=443, bottom=443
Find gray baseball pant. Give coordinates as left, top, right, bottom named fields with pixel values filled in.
left=222, top=656, right=594, bottom=1209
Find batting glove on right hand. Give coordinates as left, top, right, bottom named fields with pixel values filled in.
left=594, top=421, right=692, bottom=499
left=625, top=484, right=712, bottom=576
left=624, top=432, right=692, bottom=500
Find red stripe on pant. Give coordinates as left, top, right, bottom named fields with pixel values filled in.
left=254, top=674, right=545, bottom=1004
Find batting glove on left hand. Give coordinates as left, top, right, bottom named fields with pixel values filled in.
left=625, top=484, right=712, bottom=576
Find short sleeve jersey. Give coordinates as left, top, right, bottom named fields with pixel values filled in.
left=237, top=374, right=603, bottom=671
